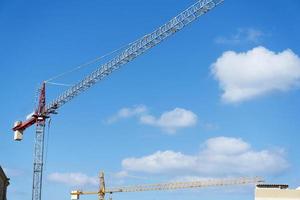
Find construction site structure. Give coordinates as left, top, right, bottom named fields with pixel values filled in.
left=71, top=171, right=264, bottom=200
left=0, top=166, right=10, bottom=200
left=255, top=184, right=300, bottom=200
left=11, top=1, right=224, bottom=200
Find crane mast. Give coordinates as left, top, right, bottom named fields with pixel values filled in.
left=71, top=171, right=264, bottom=200
left=12, top=1, right=224, bottom=200
left=32, top=122, right=45, bottom=200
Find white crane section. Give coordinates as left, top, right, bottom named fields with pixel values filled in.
left=46, top=0, right=224, bottom=114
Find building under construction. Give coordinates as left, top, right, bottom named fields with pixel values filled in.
left=255, top=184, right=300, bottom=200
left=0, top=166, right=9, bottom=200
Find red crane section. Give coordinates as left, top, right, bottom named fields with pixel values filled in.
left=12, top=82, right=47, bottom=140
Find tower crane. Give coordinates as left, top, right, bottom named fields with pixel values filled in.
left=11, top=1, right=224, bottom=200
left=70, top=172, right=264, bottom=200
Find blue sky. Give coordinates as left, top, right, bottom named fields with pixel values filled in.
left=1, top=0, right=300, bottom=200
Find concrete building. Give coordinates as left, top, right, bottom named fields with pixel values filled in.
left=255, top=184, right=300, bottom=200
left=0, top=166, right=9, bottom=200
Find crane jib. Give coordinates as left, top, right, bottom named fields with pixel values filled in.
left=46, top=0, right=224, bottom=114
left=70, top=172, right=263, bottom=200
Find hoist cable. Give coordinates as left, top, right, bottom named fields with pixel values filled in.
left=46, top=82, right=74, bottom=87
left=45, top=42, right=133, bottom=83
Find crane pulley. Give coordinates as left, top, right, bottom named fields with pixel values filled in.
left=12, top=1, right=225, bottom=200
left=70, top=171, right=264, bottom=200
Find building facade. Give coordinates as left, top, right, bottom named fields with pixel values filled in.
left=255, top=184, right=300, bottom=200
left=0, top=166, right=9, bottom=200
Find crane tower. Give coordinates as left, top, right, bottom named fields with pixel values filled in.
left=12, top=1, right=224, bottom=200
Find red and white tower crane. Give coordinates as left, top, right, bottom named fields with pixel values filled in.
left=12, top=1, right=224, bottom=200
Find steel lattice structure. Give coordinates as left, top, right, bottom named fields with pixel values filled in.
left=71, top=172, right=263, bottom=200
left=106, top=177, right=263, bottom=193
left=12, top=1, right=224, bottom=200
left=32, top=122, right=45, bottom=200
left=46, top=0, right=224, bottom=114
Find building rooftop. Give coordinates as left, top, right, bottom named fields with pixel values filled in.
left=256, top=184, right=289, bottom=189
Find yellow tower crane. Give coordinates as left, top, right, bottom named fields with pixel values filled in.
left=70, top=172, right=264, bottom=200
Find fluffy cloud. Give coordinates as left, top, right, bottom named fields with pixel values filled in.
left=47, top=172, right=97, bottom=186
left=171, top=176, right=212, bottom=182
left=215, top=28, right=264, bottom=45
left=112, top=171, right=130, bottom=179
left=106, top=105, right=147, bottom=123
left=122, top=137, right=288, bottom=176
left=110, top=171, right=146, bottom=180
left=123, top=151, right=196, bottom=174
left=107, top=106, right=198, bottom=133
left=211, top=46, right=300, bottom=103
left=140, top=108, right=197, bottom=133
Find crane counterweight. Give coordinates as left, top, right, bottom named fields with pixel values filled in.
left=13, top=121, right=23, bottom=141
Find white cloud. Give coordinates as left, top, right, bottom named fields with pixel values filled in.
left=140, top=108, right=197, bottom=133
left=171, top=176, right=212, bottom=182
left=122, top=137, right=288, bottom=176
left=110, top=171, right=147, bottom=180
left=123, top=151, right=196, bottom=174
left=215, top=28, right=264, bottom=45
left=47, top=172, right=98, bottom=186
left=211, top=46, right=300, bottom=103
left=112, top=171, right=130, bottom=179
left=201, top=122, right=219, bottom=131
left=106, top=105, right=147, bottom=123
left=204, top=137, right=250, bottom=155
left=107, top=106, right=198, bottom=133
